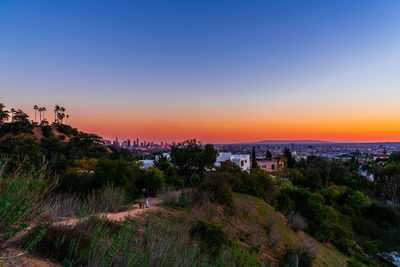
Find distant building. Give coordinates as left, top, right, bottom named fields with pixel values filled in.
left=141, top=159, right=154, bottom=169
left=290, top=143, right=295, bottom=152
left=257, top=159, right=283, bottom=173
left=374, top=154, right=390, bottom=160
left=216, top=152, right=250, bottom=171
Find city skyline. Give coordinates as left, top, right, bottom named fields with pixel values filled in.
left=2, top=1, right=400, bottom=143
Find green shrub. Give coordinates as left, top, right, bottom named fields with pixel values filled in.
left=41, top=125, right=54, bottom=138
left=0, top=159, right=55, bottom=246
left=21, top=222, right=53, bottom=251
left=32, top=225, right=92, bottom=266
left=280, top=244, right=314, bottom=267
left=177, top=192, right=191, bottom=207
left=202, top=172, right=234, bottom=207
left=143, top=167, right=165, bottom=196
left=190, top=219, right=230, bottom=255
left=347, top=257, right=369, bottom=267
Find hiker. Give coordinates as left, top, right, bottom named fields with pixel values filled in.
left=142, top=188, right=149, bottom=208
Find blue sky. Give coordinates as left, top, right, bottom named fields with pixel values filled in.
left=1, top=0, right=400, bottom=142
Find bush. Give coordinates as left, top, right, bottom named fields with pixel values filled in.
left=347, top=257, right=369, bottom=267
left=202, top=172, right=234, bottom=207
left=0, top=159, right=55, bottom=246
left=143, top=167, right=165, bottom=196
left=288, top=213, right=307, bottom=232
left=190, top=219, right=230, bottom=255
left=55, top=124, right=78, bottom=136
left=280, top=244, right=314, bottom=267
left=21, top=222, right=53, bottom=252
left=31, top=225, right=92, bottom=266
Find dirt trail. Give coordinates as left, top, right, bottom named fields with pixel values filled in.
left=54, top=196, right=162, bottom=227
left=0, top=192, right=178, bottom=267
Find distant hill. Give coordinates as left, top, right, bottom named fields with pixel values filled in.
left=244, top=140, right=332, bottom=145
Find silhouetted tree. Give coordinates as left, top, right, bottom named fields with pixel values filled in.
left=33, top=105, right=38, bottom=123
left=170, top=139, right=218, bottom=182
left=0, top=103, right=10, bottom=125
left=54, top=105, right=60, bottom=123
left=251, top=146, right=258, bottom=169
left=266, top=150, right=272, bottom=159
left=41, top=107, right=46, bottom=122
left=284, top=147, right=295, bottom=168
left=10, top=108, right=15, bottom=123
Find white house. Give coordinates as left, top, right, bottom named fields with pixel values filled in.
left=140, top=159, right=154, bottom=169
left=216, top=152, right=250, bottom=171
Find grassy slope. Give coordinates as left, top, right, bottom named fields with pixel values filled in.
left=161, top=192, right=348, bottom=266
left=0, top=125, right=71, bottom=142
left=228, top=193, right=348, bottom=266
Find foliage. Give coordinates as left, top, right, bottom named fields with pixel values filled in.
left=280, top=244, right=314, bottom=267
left=46, top=185, right=127, bottom=217
left=283, top=147, right=296, bottom=169
left=170, top=139, right=218, bottom=180
left=251, top=146, right=257, bottom=169
left=190, top=218, right=230, bottom=255
left=202, top=172, right=234, bottom=207
left=0, top=103, right=10, bottom=125
left=0, top=158, right=56, bottom=246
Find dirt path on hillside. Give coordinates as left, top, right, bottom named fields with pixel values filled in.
left=0, top=192, right=179, bottom=267
left=54, top=196, right=163, bottom=227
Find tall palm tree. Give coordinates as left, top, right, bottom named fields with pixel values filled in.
left=54, top=105, right=60, bottom=123
left=59, top=107, right=66, bottom=124
left=0, top=103, right=10, bottom=125
left=10, top=108, right=15, bottom=123
left=38, top=107, right=42, bottom=122
left=41, top=107, right=47, bottom=122
left=66, top=114, right=70, bottom=124
left=33, top=105, right=38, bottom=123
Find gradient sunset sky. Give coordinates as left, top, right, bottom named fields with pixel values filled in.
left=1, top=0, right=400, bottom=143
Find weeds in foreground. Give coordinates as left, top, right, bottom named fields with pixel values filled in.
left=0, top=158, right=56, bottom=247
left=25, top=211, right=260, bottom=266
left=45, top=185, right=127, bottom=218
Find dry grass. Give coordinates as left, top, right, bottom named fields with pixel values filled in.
left=44, top=185, right=127, bottom=218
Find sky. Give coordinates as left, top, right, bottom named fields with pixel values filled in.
left=1, top=0, right=400, bottom=143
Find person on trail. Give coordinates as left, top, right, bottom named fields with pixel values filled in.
left=142, top=188, right=150, bottom=208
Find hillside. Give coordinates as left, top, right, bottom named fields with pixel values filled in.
left=0, top=124, right=73, bottom=143
left=159, top=192, right=348, bottom=266
left=0, top=191, right=347, bottom=266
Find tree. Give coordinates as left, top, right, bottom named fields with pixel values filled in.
left=10, top=108, right=15, bottom=123
left=54, top=105, right=60, bottom=123
left=376, top=163, right=400, bottom=206
left=33, top=105, right=38, bottom=123
left=41, top=107, right=47, bottom=122
left=389, top=151, right=400, bottom=163
left=251, top=146, right=257, bottom=169
left=0, top=103, right=10, bottom=125
left=13, top=109, right=30, bottom=124
left=170, top=139, right=218, bottom=181
left=284, top=147, right=295, bottom=168
left=266, top=150, right=272, bottom=159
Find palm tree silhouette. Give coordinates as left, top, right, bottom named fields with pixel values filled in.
left=54, top=105, right=60, bottom=123
left=41, top=107, right=47, bottom=122
left=33, top=105, right=38, bottom=123
left=66, top=114, right=70, bottom=124
left=10, top=108, right=15, bottom=123
left=0, top=103, right=10, bottom=125
left=38, top=107, right=42, bottom=122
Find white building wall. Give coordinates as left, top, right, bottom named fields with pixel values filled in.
left=216, top=153, right=250, bottom=171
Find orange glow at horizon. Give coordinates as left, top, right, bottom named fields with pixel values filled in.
left=69, top=107, right=400, bottom=143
